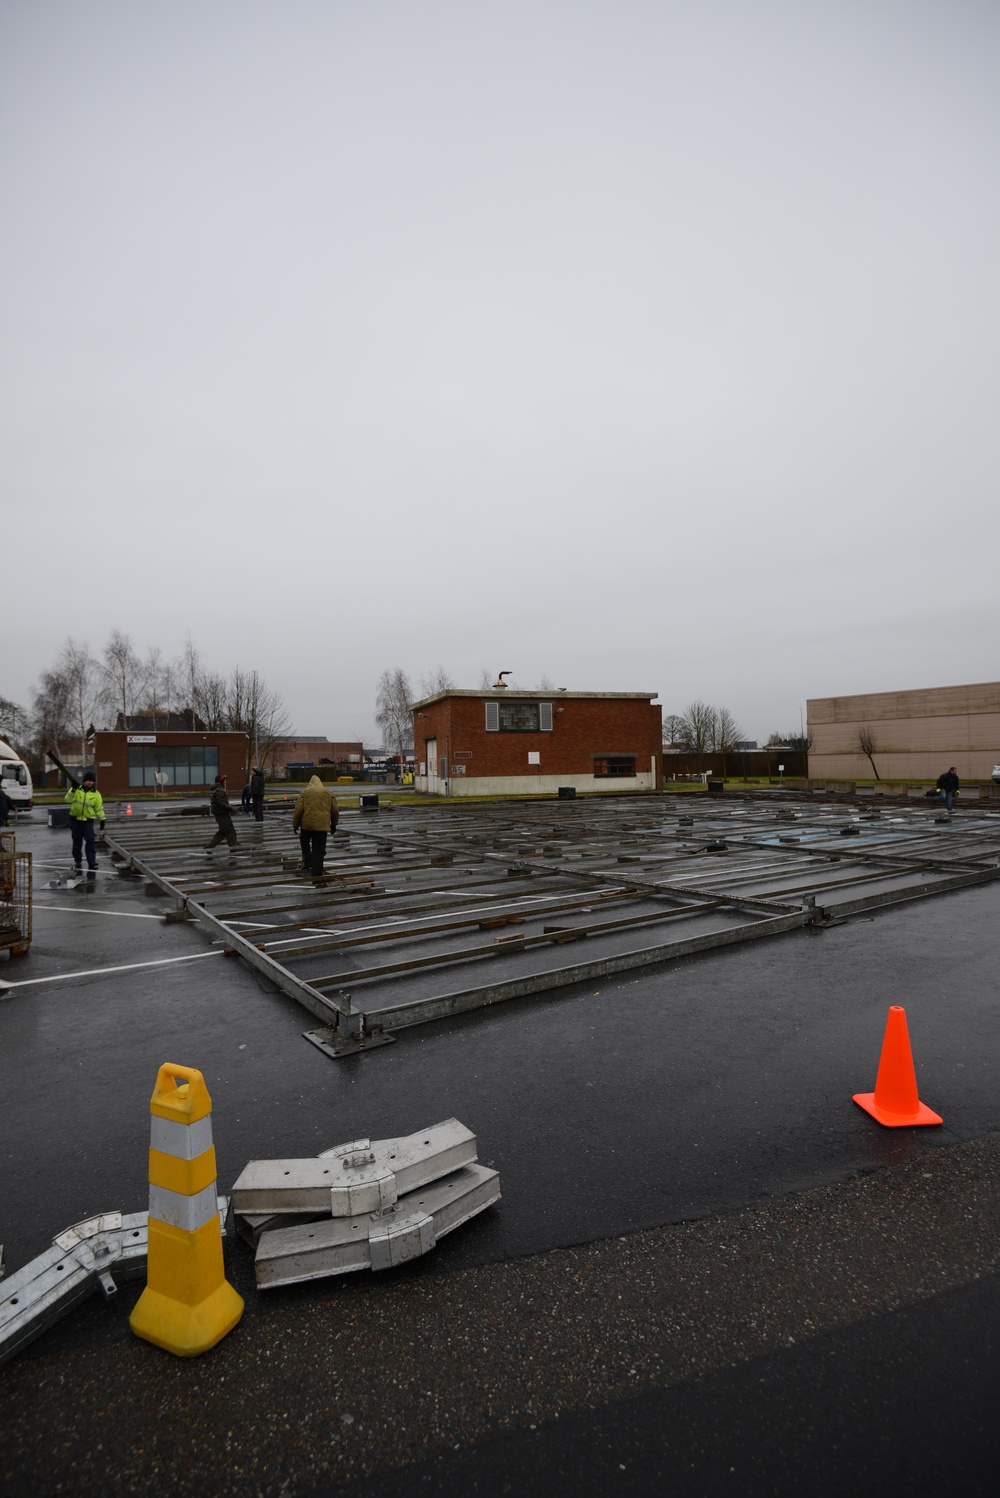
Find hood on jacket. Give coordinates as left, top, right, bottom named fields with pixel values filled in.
left=308, top=775, right=324, bottom=789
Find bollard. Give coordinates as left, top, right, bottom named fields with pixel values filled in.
left=130, top=1063, right=244, bottom=1356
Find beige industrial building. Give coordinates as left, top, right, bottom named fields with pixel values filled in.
left=808, top=681, right=1000, bottom=782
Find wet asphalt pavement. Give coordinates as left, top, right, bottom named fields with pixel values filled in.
left=2, top=803, right=999, bottom=1494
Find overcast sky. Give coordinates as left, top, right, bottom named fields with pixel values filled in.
left=3, top=0, right=998, bottom=744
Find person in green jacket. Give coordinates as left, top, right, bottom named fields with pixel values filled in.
left=65, top=769, right=105, bottom=876
left=206, top=774, right=238, bottom=858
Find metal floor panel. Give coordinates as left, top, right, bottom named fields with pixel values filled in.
left=103, top=794, right=1000, bottom=1055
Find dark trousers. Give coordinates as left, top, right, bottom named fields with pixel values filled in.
left=71, top=819, right=97, bottom=870
left=300, top=829, right=328, bottom=876
left=208, top=814, right=238, bottom=849
left=252, top=797, right=264, bottom=822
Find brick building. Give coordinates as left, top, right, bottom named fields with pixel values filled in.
left=92, top=729, right=248, bottom=795
left=268, top=738, right=365, bottom=778
left=411, top=690, right=662, bottom=797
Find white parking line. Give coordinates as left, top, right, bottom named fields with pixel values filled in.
left=35, top=905, right=165, bottom=920
left=1, top=950, right=223, bottom=990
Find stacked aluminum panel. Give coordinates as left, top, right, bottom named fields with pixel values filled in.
left=230, top=1119, right=500, bottom=1288
left=0, top=1200, right=229, bottom=1365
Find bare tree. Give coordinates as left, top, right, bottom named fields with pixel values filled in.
left=678, top=701, right=717, bottom=757
left=478, top=667, right=493, bottom=689
left=375, top=668, right=414, bottom=755
left=766, top=729, right=811, bottom=752
left=711, top=706, right=744, bottom=776
left=662, top=714, right=686, bottom=747
left=141, top=646, right=175, bottom=727
left=225, top=668, right=291, bottom=778
left=101, top=629, right=144, bottom=727
left=176, top=635, right=204, bottom=728
left=195, top=670, right=230, bottom=731
left=32, top=668, right=74, bottom=761
left=855, top=722, right=881, bottom=780
left=0, top=696, right=32, bottom=754
left=418, top=666, right=455, bottom=698
left=58, top=638, right=104, bottom=748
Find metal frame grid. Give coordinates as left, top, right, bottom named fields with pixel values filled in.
left=104, top=795, right=1000, bottom=1057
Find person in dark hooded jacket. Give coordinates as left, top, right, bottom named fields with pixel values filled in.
left=934, top=766, right=959, bottom=812
left=250, top=767, right=266, bottom=822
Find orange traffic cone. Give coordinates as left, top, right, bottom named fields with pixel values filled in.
left=126, top=803, right=133, bottom=816
left=853, top=1006, right=942, bottom=1126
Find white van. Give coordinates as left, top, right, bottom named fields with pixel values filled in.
left=0, top=737, right=33, bottom=810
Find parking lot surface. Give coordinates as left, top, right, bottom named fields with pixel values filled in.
left=2, top=796, right=999, bottom=1494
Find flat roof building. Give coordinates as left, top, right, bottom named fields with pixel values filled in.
left=93, top=729, right=248, bottom=795
left=411, top=690, right=662, bottom=797
left=808, top=681, right=1000, bottom=782
left=268, top=738, right=364, bottom=776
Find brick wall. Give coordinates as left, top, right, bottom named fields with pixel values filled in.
left=413, top=694, right=662, bottom=788
left=269, top=740, right=364, bottom=773
left=92, top=731, right=248, bottom=796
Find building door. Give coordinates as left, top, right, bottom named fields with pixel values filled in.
left=426, top=738, right=438, bottom=794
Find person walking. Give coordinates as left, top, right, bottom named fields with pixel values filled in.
left=249, top=766, right=266, bottom=822
left=206, top=774, right=238, bottom=858
left=935, top=766, right=960, bottom=813
left=241, top=779, right=253, bottom=815
left=65, top=769, right=105, bottom=878
left=292, top=774, right=339, bottom=880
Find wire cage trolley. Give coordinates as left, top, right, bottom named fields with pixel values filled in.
left=0, top=830, right=32, bottom=958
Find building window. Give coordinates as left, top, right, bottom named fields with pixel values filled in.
left=593, top=756, right=636, bottom=778
left=485, top=702, right=553, bottom=732
left=128, top=745, right=220, bottom=788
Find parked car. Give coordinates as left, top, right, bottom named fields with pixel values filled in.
left=992, top=763, right=1000, bottom=783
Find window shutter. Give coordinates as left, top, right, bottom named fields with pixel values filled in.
left=539, top=703, right=553, bottom=731
left=485, top=702, right=499, bottom=731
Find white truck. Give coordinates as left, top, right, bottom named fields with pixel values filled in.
left=0, top=737, right=33, bottom=811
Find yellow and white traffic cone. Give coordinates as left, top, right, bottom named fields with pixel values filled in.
left=130, top=1063, right=244, bottom=1356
